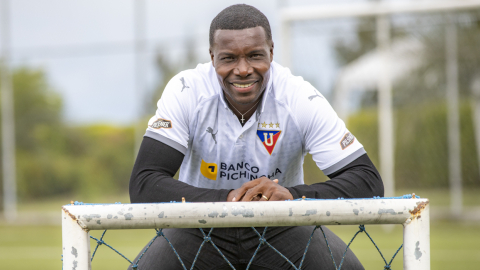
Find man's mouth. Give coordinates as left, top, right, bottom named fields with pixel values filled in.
left=232, top=82, right=256, bottom=88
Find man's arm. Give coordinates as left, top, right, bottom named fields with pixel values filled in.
left=227, top=153, right=383, bottom=201
left=129, top=137, right=231, bottom=203
left=286, top=153, right=384, bottom=199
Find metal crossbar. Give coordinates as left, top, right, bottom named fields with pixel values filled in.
left=62, top=196, right=430, bottom=270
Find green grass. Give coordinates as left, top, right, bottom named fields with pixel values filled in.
left=2, top=189, right=479, bottom=269
left=394, top=188, right=480, bottom=208
left=0, top=225, right=155, bottom=269
left=1, top=221, right=480, bottom=269
left=330, top=222, right=480, bottom=269
left=16, top=187, right=480, bottom=213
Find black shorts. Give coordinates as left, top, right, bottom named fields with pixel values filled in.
left=128, top=226, right=363, bottom=270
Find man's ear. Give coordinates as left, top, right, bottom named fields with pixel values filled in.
left=209, top=48, right=215, bottom=65
left=270, top=41, right=274, bottom=62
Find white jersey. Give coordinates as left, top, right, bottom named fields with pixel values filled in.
left=145, top=61, right=365, bottom=189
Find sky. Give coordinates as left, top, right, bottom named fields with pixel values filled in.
left=3, top=0, right=398, bottom=125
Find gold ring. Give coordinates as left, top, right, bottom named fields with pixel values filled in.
left=262, top=195, right=269, bottom=201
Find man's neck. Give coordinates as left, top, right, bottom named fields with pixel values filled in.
left=224, top=94, right=263, bottom=126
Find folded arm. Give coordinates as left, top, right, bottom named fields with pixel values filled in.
left=129, top=137, right=231, bottom=203
left=286, top=153, right=384, bottom=199
left=226, top=153, right=383, bottom=202
left=130, top=137, right=383, bottom=203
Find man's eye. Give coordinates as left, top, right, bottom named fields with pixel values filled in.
left=221, top=56, right=233, bottom=61
left=251, top=54, right=262, bottom=58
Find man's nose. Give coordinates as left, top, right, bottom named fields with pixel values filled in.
left=234, top=58, right=252, bottom=77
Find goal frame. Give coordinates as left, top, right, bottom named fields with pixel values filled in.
left=62, top=198, right=430, bottom=270
left=280, top=0, right=480, bottom=213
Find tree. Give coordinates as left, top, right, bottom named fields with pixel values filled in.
left=1, top=67, right=135, bottom=201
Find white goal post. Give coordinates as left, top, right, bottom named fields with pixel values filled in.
left=62, top=198, right=430, bottom=270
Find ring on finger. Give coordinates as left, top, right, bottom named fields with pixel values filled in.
left=262, top=195, right=269, bottom=201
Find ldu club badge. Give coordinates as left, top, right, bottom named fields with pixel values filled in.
left=257, top=130, right=281, bottom=155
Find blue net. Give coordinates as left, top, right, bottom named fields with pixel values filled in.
left=68, top=195, right=419, bottom=270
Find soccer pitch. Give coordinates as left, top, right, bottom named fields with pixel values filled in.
left=1, top=219, right=479, bottom=269
left=1, top=189, right=479, bottom=269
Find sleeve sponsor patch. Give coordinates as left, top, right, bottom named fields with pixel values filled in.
left=340, top=132, right=355, bottom=150
left=150, top=118, right=172, bottom=129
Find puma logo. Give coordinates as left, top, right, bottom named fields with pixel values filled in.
left=180, top=77, right=190, bottom=92
left=308, top=88, right=323, bottom=101
left=206, top=127, right=218, bottom=144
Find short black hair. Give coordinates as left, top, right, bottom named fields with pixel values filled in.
left=209, top=4, right=272, bottom=48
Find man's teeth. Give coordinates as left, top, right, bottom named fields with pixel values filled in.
left=233, top=82, right=254, bottom=88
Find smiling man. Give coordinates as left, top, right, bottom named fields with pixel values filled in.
left=129, top=4, right=383, bottom=270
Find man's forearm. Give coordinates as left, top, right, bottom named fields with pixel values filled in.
left=130, top=172, right=231, bottom=203
left=286, top=154, right=384, bottom=200
left=129, top=137, right=231, bottom=203
left=130, top=139, right=382, bottom=202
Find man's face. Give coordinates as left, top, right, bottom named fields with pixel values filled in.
left=210, top=26, right=273, bottom=106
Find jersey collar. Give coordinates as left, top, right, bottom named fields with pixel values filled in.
left=259, top=67, right=273, bottom=114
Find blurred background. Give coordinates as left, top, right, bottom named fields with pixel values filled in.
left=0, top=0, right=479, bottom=269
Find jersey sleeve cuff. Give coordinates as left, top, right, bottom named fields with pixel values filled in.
left=286, top=187, right=300, bottom=200
left=144, top=130, right=187, bottom=155
left=322, top=148, right=366, bottom=175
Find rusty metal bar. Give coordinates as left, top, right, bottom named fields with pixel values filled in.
left=62, top=208, right=91, bottom=270
left=403, top=201, right=430, bottom=269
left=62, top=198, right=430, bottom=270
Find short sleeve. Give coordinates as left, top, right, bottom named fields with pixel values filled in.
left=293, top=82, right=365, bottom=175
left=145, top=73, right=195, bottom=155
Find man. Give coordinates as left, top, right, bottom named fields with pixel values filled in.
left=129, top=4, right=383, bottom=270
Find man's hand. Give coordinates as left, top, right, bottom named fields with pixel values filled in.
left=227, top=177, right=294, bottom=202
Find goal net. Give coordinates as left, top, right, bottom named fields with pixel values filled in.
left=62, top=196, right=430, bottom=270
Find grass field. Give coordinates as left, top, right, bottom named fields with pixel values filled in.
left=1, top=221, right=480, bottom=269
left=1, top=189, right=480, bottom=269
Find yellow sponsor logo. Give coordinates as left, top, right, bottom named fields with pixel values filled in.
left=200, top=159, right=217, bottom=180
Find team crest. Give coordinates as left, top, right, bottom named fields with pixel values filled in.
left=257, top=130, right=281, bottom=155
